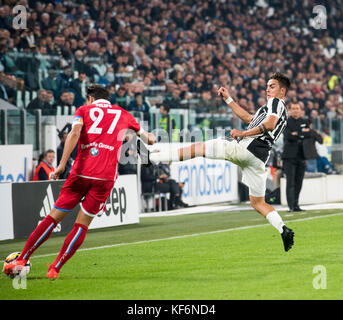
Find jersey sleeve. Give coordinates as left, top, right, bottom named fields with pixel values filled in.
left=266, top=98, right=284, bottom=119
left=72, top=107, right=84, bottom=127
left=126, top=111, right=141, bottom=133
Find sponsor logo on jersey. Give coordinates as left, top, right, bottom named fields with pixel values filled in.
left=81, top=142, right=114, bottom=152
left=90, top=147, right=99, bottom=156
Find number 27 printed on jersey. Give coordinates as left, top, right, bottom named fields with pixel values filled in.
left=87, top=108, right=122, bottom=134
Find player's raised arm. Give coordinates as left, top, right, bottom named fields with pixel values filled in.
left=218, top=87, right=253, bottom=124
left=138, top=129, right=156, bottom=145
left=230, top=114, right=279, bottom=139
left=51, top=122, right=82, bottom=180
left=125, top=109, right=156, bottom=145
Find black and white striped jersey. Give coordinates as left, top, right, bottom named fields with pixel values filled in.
left=246, top=97, right=288, bottom=163
left=247, top=97, right=288, bottom=145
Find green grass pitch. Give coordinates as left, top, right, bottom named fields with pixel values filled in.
left=1, top=207, right=343, bottom=300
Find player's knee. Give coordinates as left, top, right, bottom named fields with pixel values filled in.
left=76, top=209, right=94, bottom=227
left=249, top=195, right=265, bottom=209
left=49, top=208, right=67, bottom=223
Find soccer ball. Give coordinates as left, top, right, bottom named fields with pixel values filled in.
left=2, top=252, right=31, bottom=278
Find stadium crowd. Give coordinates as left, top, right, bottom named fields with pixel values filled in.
left=0, top=0, right=342, bottom=123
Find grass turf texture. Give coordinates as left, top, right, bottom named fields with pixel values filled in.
left=1, top=208, right=343, bottom=300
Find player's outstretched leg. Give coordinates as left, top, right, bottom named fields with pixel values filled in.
left=249, top=196, right=294, bottom=252
left=47, top=209, right=92, bottom=279
left=47, top=223, right=88, bottom=279
left=3, top=210, right=65, bottom=277
left=149, top=142, right=205, bottom=164
left=149, top=139, right=226, bottom=164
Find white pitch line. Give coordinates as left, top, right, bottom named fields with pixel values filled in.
left=23, top=211, right=343, bottom=261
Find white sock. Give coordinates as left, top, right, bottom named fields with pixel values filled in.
left=266, top=211, right=285, bottom=234
left=150, top=149, right=180, bottom=163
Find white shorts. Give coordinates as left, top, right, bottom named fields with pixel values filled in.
left=205, top=138, right=267, bottom=197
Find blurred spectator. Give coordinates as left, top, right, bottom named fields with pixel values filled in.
left=32, top=149, right=55, bottom=181
left=282, top=103, right=323, bottom=212
left=69, top=72, right=87, bottom=107
left=110, top=85, right=130, bottom=109
left=174, top=182, right=189, bottom=209
left=141, top=164, right=159, bottom=194
left=155, top=163, right=188, bottom=210
left=198, top=90, right=217, bottom=113
left=55, top=67, right=73, bottom=97
left=49, top=33, right=71, bottom=67
left=0, top=72, right=17, bottom=103
left=322, top=127, right=333, bottom=162
left=74, top=50, right=93, bottom=77
left=41, top=70, right=58, bottom=99
left=128, top=92, right=150, bottom=120
left=56, top=90, right=76, bottom=111
left=26, top=89, right=56, bottom=115
left=93, top=57, right=108, bottom=83
left=163, top=86, right=182, bottom=109
left=16, top=45, right=41, bottom=91
left=45, top=90, right=55, bottom=108
left=305, top=126, right=324, bottom=173
left=0, top=81, right=14, bottom=102
left=316, top=131, right=334, bottom=174
left=0, top=0, right=342, bottom=127
left=103, top=66, right=115, bottom=84
left=158, top=103, right=178, bottom=142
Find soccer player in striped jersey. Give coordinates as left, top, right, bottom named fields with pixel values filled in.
left=149, top=72, right=294, bottom=252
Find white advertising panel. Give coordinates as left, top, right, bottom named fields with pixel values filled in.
left=170, top=157, right=239, bottom=206
left=89, top=174, right=140, bottom=229
left=0, top=183, right=14, bottom=240
left=0, top=145, right=33, bottom=182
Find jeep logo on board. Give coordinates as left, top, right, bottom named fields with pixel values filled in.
left=105, top=187, right=127, bottom=222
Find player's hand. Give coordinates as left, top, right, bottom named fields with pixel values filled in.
left=141, top=131, right=156, bottom=145
left=50, top=165, right=65, bottom=180
left=148, top=133, right=156, bottom=145
left=217, top=87, right=230, bottom=100
left=230, top=129, right=245, bottom=139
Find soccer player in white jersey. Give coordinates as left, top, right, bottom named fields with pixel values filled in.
left=149, top=72, right=294, bottom=252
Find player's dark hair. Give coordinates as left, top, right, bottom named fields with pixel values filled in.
left=86, top=85, right=110, bottom=101
left=269, top=72, right=290, bottom=94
